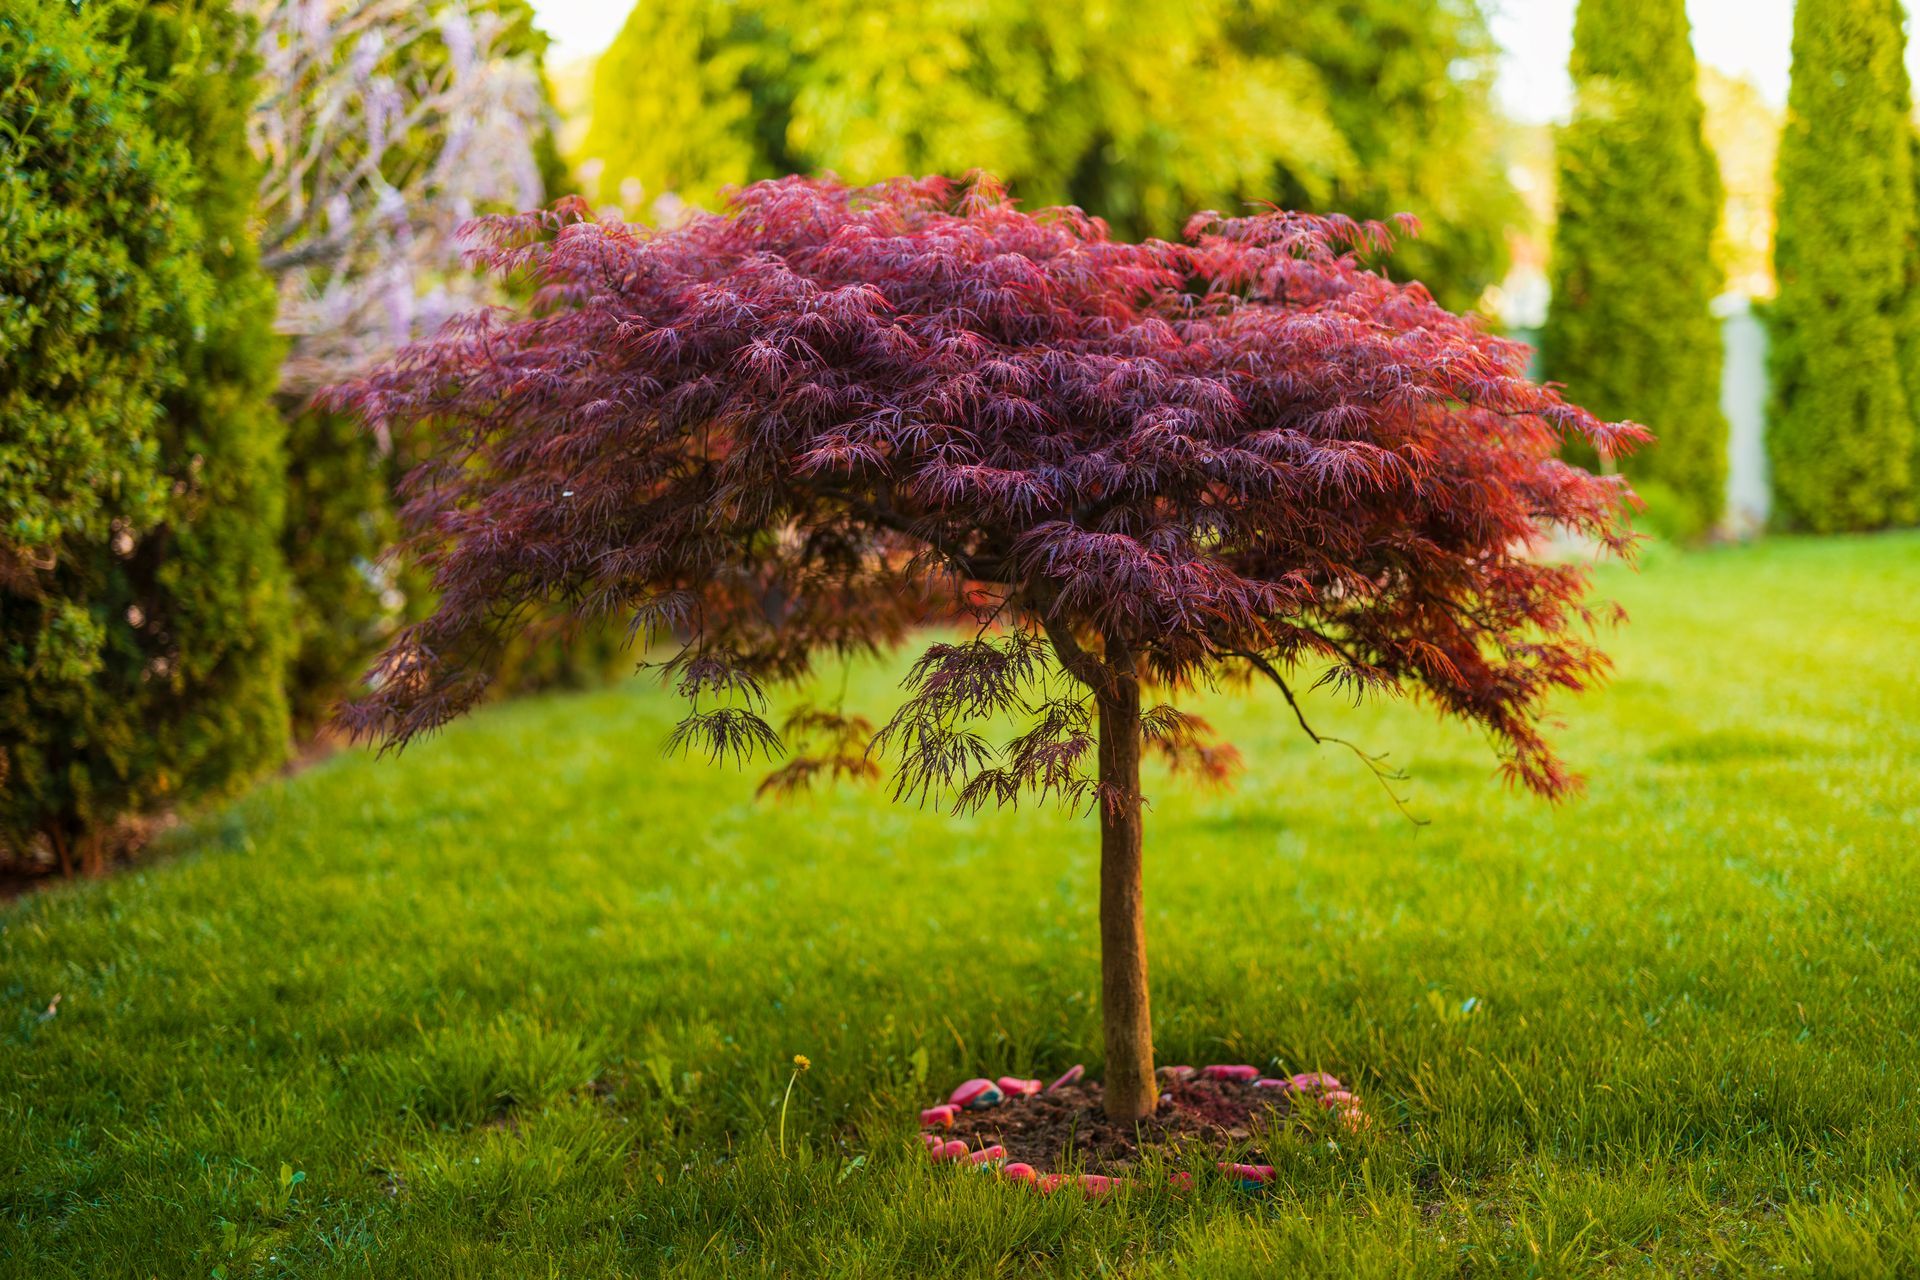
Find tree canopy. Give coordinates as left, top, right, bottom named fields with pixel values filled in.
left=331, top=175, right=1639, bottom=1118
left=581, top=0, right=1519, bottom=310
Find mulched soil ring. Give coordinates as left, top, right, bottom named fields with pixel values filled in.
left=918, top=1064, right=1368, bottom=1193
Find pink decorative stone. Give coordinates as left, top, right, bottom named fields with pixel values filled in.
left=949, top=1078, right=1003, bottom=1109
left=925, top=1057, right=1364, bottom=1196
left=1202, top=1064, right=1259, bottom=1081
left=1046, top=1064, right=1085, bottom=1093
left=1218, top=1162, right=1276, bottom=1184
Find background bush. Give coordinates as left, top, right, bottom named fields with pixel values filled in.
left=1769, top=0, right=1917, bottom=532
left=280, top=410, right=622, bottom=735
left=272, top=0, right=582, bottom=729
left=583, top=0, right=1519, bottom=311
left=282, top=410, right=406, bottom=734
left=1541, top=0, right=1728, bottom=540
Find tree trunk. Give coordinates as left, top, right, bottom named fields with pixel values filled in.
left=1094, top=649, right=1157, bottom=1121
left=80, top=830, right=106, bottom=878
left=48, top=825, right=74, bottom=879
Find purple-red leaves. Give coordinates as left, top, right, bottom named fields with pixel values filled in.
left=329, top=173, right=1643, bottom=803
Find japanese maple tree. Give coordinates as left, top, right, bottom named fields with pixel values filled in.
left=331, top=175, right=1642, bottom=1122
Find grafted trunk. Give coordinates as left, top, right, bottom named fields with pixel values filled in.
left=1094, top=655, right=1156, bottom=1121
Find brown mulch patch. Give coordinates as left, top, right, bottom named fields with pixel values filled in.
left=943, top=1076, right=1304, bottom=1175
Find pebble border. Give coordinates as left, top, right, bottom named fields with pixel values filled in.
left=917, top=1063, right=1367, bottom=1196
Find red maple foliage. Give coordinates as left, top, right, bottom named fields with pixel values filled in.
left=329, top=174, right=1643, bottom=1120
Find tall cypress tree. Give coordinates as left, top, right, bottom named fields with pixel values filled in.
left=1541, top=0, right=1728, bottom=540
left=1771, top=0, right=1916, bottom=531
left=1897, top=4, right=1920, bottom=522
left=2, top=0, right=211, bottom=868
left=106, top=0, right=293, bottom=812
left=1, top=0, right=291, bottom=872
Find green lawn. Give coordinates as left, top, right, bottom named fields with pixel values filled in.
left=4, top=534, right=1919, bottom=1277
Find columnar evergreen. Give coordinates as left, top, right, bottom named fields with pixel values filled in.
left=0, top=0, right=289, bottom=871
left=2, top=0, right=210, bottom=867
left=1541, top=0, right=1728, bottom=540
left=1770, top=0, right=1916, bottom=531
left=107, top=0, right=293, bottom=809
left=1899, top=10, right=1920, bottom=520
left=283, top=409, right=406, bottom=733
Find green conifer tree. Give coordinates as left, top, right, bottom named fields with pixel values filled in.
left=1542, top=0, right=1728, bottom=540
left=1, top=0, right=290, bottom=872
left=1770, top=0, right=1916, bottom=531
left=106, top=0, right=293, bottom=808
left=2, top=0, right=212, bottom=868
left=1896, top=6, right=1920, bottom=523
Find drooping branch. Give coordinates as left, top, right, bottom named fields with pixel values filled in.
left=1228, top=648, right=1427, bottom=824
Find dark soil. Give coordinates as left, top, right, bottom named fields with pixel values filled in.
left=0, top=731, right=342, bottom=898
left=942, top=1077, right=1302, bottom=1175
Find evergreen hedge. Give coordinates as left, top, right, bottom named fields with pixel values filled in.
left=1, top=0, right=289, bottom=870
left=2, top=0, right=208, bottom=866
left=108, top=0, right=292, bottom=805
left=1770, top=0, right=1916, bottom=531
left=1541, top=0, right=1728, bottom=541
left=283, top=409, right=406, bottom=733
left=1907, top=126, right=1920, bottom=516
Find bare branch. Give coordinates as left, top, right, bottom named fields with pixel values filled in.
left=1228, top=648, right=1427, bottom=824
